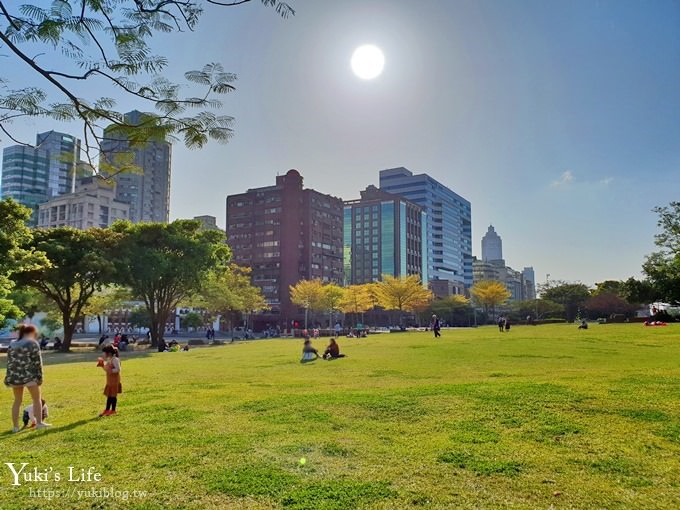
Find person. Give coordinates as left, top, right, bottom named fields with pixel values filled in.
left=4, top=325, right=51, bottom=432
left=98, top=345, right=122, bottom=417
left=504, top=318, right=511, bottom=332
left=431, top=315, right=442, bottom=338
left=323, top=338, right=346, bottom=360
left=578, top=320, right=588, bottom=330
left=39, top=337, right=49, bottom=350
left=53, top=336, right=63, bottom=350
left=300, top=339, right=319, bottom=363
left=334, top=322, right=342, bottom=338
left=497, top=317, right=505, bottom=332
left=205, top=328, right=212, bottom=342
left=22, top=399, right=49, bottom=429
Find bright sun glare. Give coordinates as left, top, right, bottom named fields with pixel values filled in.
left=351, top=45, right=385, bottom=80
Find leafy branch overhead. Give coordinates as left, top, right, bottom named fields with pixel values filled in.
left=0, top=0, right=294, bottom=169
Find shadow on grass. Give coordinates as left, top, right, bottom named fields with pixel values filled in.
left=18, top=417, right=100, bottom=440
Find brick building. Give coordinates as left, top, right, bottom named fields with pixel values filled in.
left=226, top=169, right=343, bottom=328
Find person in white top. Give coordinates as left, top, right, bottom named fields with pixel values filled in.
left=23, top=399, right=49, bottom=428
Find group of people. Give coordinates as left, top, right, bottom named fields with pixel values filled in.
left=301, top=338, right=346, bottom=362
left=4, top=324, right=124, bottom=432
left=497, top=316, right=512, bottom=332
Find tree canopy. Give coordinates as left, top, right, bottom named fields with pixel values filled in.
left=373, top=275, right=433, bottom=314
left=0, top=0, right=294, bottom=167
left=111, top=219, right=230, bottom=346
left=13, top=226, right=120, bottom=350
left=470, top=280, right=510, bottom=320
left=642, top=202, right=680, bottom=303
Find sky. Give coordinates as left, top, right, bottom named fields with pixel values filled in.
left=2, top=0, right=679, bottom=285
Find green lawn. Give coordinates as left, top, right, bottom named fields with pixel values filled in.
left=1, top=324, right=679, bottom=509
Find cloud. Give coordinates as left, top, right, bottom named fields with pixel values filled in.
left=551, top=170, right=574, bottom=188
left=550, top=171, right=614, bottom=189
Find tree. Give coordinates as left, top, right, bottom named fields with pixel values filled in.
left=540, top=281, right=591, bottom=322
left=507, top=298, right=564, bottom=321
left=642, top=202, right=680, bottom=303
left=289, top=279, right=324, bottom=329
left=14, top=227, right=119, bottom=350
left=190, top=264, right=267, bottom=338
left=431, top=294, right=471, bottom=326
left=182, top=311, right=204, bottom=330
left=622, top=277, right=658, bottom=305
left=0, top=199, right=46, bottom=328
left=0, top=1, right=294, bottom=166
left=111, top=220, right=230, bottom=347
left=470, top=280, right=511, bottom=321
left=591, top=280, right=627, bottom=298
left=585, top=292, right=637, bottom=319
left=338, top=284, right=374, bottom=326
left=81, top=286, right=131, bottom=335
left=320, top=283, right=344, bottom=328
left=373, top=275, right=433, bottom=324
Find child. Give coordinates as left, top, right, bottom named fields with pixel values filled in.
left=98, top=345, right=122, bottom=417
left=22, top=399, right=49, bottom=429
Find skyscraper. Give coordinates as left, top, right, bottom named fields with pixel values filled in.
left=36, top=131, right=81, bottom=197
left=226, top=170, right=344, bottom=328
left=379, top=167, right=472, bottom=289
left=522, top=267, right=536, bottom=300
left=343, top=185, right=427, bottom=285
left=100, top=110, right=171, bottom=223
left=1, top=131, right=81, bottom=224
left=481, top=225, right=503, bottom=262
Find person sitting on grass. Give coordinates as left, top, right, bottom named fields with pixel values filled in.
left=22, top=399, right=49, bottom=429
left=323, top=338, right=346, bottom=360
left=578, top=320, right=588, bottom=330
left=300, top=339, right=319, bottom=363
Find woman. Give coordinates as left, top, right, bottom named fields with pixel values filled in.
left=300, top=339, right=319, bottom=363
left=4, top=325, right=51, bottom=432
left=324, top=338, right=346, bottom=360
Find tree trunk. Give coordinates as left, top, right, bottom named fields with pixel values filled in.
left=61, top=310, right=75, bottom=352
left=97, top=314, right=102, bottom=335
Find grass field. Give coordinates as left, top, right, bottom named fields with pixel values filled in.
left=0, top=324, right=679, bottom=509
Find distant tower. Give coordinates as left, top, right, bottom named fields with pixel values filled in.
left=481, top=225, right=503, bottom=262
left=100, top=110, right=171, bottom=223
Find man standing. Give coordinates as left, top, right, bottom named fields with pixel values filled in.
left=431, top=315, right=441, bottom=338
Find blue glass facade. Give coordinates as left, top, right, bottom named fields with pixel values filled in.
left=380, top=201, right=395, bottom=277
left=380, top=167, right=472, bottom=288
left=343, top=186, right=426, bottom=285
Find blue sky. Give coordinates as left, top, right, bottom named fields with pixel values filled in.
left=2, top=0, right=679, bottom=285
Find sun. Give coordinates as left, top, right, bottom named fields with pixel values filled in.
left=351, top=45, right=385, bottom=80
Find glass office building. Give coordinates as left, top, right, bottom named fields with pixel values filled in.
left=379, top=167, right=472, bottom=289
left=1, top=131, right=82, bottom=225
left=343, top=186, right=426, bottom=285
left=1, top=145, right=51, bottom=224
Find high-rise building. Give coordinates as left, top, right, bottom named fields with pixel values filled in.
left=1, top=131, right=81, bottom=224
left=473, top=226, right=536, bottom=301
left=522, top=267, right=536, bottom=300
left=226, top=170, right=344, bottom=327
left=379, top=167, right=472, bottom=290
left=100, top=110, right=171, bottom=223
left=36, top=130, right=81, bottom=197
left=343, top=185, right=426, bottom=285
left=1, top=145, right=50, bottom=224
left=481, top=225, right=503, bottom=262
left=37, top=176, right=129, bottom=229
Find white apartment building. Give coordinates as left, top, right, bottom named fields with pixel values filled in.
left=37, top=177, right=129, bottom=230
